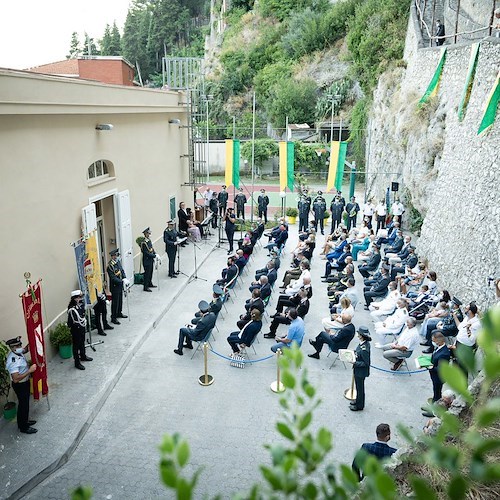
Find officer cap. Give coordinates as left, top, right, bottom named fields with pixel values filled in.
left=357, top=326, right=372, bottom=341
left=143, top=227, right=151, bottom=235
left=167, top=220, right=174, bottom=225
left=71, top=289, right=83, bottom=297
left=222, top=185, right=227, bottom=189
left=110, top=248, right=120, bottom=256
left=318, top=191, right=323, bottom=195
left=212, top=284, right=223, bottom=296
left=239, top=187, right=243, bottom=191
left=198, top=300, right=210, bottom=313
left=6, top=336, right=22, bottom=347
left=452, top=296, right=462, bottom=306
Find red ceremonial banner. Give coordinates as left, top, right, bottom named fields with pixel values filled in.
left=21, top=280, right=49, bottom=400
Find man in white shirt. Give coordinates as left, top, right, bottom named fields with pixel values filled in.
left=363, top=199, right=375, bottom=228
left=391, top=199, right=405, bottom=223
left=375, top=199, right=387, bottom=232
left=377, top=317, right=420, bottom=370
left=284, top=266, right=311, bottom=296
left=369, top=281, right=400, bottom=319
left=374, top=299, right=409, bottom=339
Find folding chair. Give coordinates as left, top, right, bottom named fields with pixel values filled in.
left=191, top=328, right=214, bottom=359
left=328, top=349, right=347, bottom=370
left=224, top=267, right=240, bottom=303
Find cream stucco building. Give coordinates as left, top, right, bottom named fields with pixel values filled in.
left=0, top=68, right=191, bottom=343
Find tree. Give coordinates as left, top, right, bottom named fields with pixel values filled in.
left=240, top=139, right=278, bottom=167
left=82, top=32, right=98, bottom=56
left=100, top=24, right=113, bottom=55
left=109, top=22, right=122, bottom=56
left=67, top=32, right=81, bottom=59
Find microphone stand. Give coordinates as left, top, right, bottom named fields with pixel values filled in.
left=176, top=241, right=189, bottom=278
left=188, top=241, right=207, bottom=283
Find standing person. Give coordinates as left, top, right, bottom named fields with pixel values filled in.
left=375, top=199, right=387, bottom=232
left=435, top=20, right=445, bottom=46
left=330, top=195, right=344, bottom=233
left=349, top=326, right=371, bottom=412
left=67, top=290, right=93, bottom=370
left=209, top=192, right=219, bottom=228
left=163, top=220, right=179, bottom=279
left=177, top=203, right=190, bottom=245
left=234, top=187, right=247, bottom=220
left=5, top=337, right=38, bottom=434
left=427, top=332, right=451, bottom=402
left=346, top=196, right=360, bottom=230
left=106, top=248, right=128, bottom=325
left=362, top=198, right=375, bottom=229
left=93, top=290, right=113, bottom=336
left=141, top=227, right=156, bottom=292
left=224, top=207, right=236, bottom=254
left=298, top=196, right=310, bottom=232
left=218, top=185, right=229, bottom=216
left=202, top=187, right=213, bottom=217
left=391, top=198, right=405, bottom=225
left=312, top=191, right=327, bottom=234
left=258, top=189, right=270, bottom=223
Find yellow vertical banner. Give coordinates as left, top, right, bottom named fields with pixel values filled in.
left=327, top=141, right=341, bottom=192
left=279, top=141, right=287, bottom=191
left=225, top=139, right=234, bottom=187
left=84, top=232, right=103, bottom=305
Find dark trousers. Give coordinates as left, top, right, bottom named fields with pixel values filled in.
left=226, top=228, right=235, bottom=251
left=331, top=217, right=341, bottom=233
left=430, top=371, right=443, bottom=402
left=143, top=261, right=153, bottom=289
left=390, top=266, right=405, bottom=281
left=312, top=331, right=336, bottom=353
left=354, top=374, right=366, bottom=409
left=93, top=299, right=110, bottom=332
left=276, top=295, right=294, bottom=313
left=227, top=332, right=242, bottom=352
left=314, top=217, right=324, bottom=233
left=347, top=216, right=357, bottom=230
left=12, top=380, right=30, bottom=431
left=364, top=290, right=386, bottom=306
left=269, top=315, right=291, bottom=334
left=237, top=206, right=245, bottom=219
left=299, top=215, right=308, bottom=232
left=258, top=208, right=267, bottom=223
left=359, top=266, right=373, bottom=279
left=376, top=215, right=386, bottom=232
left=219, top=204, right=227, bottom=217
left=211, top=214, right=218, bottom=228
left=178, top=327, right=196, bottom=350
left=71, top=326, right=86, bottom=362
left=110, top=285, right=123, bottom=320
left=167, top=247, right=177, bottom=276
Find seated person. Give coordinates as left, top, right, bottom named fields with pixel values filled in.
left=376, top=317, right=420, bottom=370
left=186, top=219, right=201, bottom=242
left=322, top=245, right=352, bottom=279
left=351, top=235, right=371, bottom=261
left=265, top=224, right=288, bottom=254
left=237, top=289, right=264, bottom=330
left=264, top=288, right=309, bottom=338
left=227, top=309, right=262, bottom=354
left=270, top=308, right=305, bottom=353
left=274, top=278, right=313, bottom=314
left=385, top=235, right=412, bottom=264
left=216, top=256, right=238, bottom=288
left=234, top=249, right=247, bottom=272
left=351, top=424, right=397, bottom=481
left=407, top=284, right=430, bottom=306
left=373, top=299, right=409, bottom=339
left=390, top=246, right=418, bottom=281
left=324, top=235, right=347, bottom=261
left=322, top=297, right=354, bottom=330
left=420, top=301, right=451, bottom=346
left=329, top=277, right=358, bottom=309
left=369, top=281, right=400, bottom=319
left=308, top=313, right=355, bottom=359
left=375, top=221, right=400, bottom=246
left=248, top=275, right=271, bottom=301
left=358, top=246, right=381, bottom=278
left=363, top=266, right=390, bottom=307
left=265, top=218, right=287, bottom=241
left=281, top=258, right=310, bottom=288
left=192, top=284, right=223, bottom=324
left=174, top=301, right=216, bottom=356
left=255, top=259, right=275, bottom=280
left=283, top=263, right=311, bottom=296
left=383, top=230, right=404, bottom=254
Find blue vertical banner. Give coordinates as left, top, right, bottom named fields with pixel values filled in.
left=74, top=240, right=90, bottom=306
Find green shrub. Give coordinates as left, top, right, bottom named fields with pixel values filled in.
left=294, top=142, right=325, bottom=174
left=258, top=0, right=329, bottom=21
left=348, top=96, right=370, bottom=170
left=50, top=323, right=72, bottom=348
left=240, top=139, right=278, bottom=166
left=285, top=207, right=298, bottom=217
left=0, top=342, right=12, bottom=403
left=254, top=61, right=294, bottom=104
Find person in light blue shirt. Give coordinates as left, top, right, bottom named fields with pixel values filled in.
left=271, top=308, right=305, bottom=353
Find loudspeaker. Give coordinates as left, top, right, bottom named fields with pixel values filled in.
left=391, top=182, right=399, bottom=192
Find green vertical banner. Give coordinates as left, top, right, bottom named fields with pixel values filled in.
left=478, top=70, right=500, bottom=136
left=225, top=139, right=240, bottom=188
left=233, top=139, right=240, bottom=188
left=458, top=43, right=480, bottom=122
left=335, top=142, right=347, bottom=191
left=279, top=141, right=294, bottom=192
left=419, top=47, right=447, bottom=105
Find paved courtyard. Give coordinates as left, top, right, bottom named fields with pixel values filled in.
left=1, top=222, right=431, bottom=499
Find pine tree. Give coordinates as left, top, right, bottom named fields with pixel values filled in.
left=100, top=24, right=113, bottom=55
left=109, top=21, right=122, bottom=56
left=67, top=32, right=81, bottom=59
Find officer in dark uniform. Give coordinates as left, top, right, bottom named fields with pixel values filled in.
left=5, top=337, right=37, bottom=434
left=298, top=196, right=310, bottom=232
left=350, top=326, right=371, bottom=411
left=234, top=187, right=247, bottom=220
left=163, top=220, right=179, bottom=278
left=141, top=227, right=157, bottom=292
left=224, top=207, right=236, bottom=254
left=330, top=195, right=344, bottom=233
left=93, top=291, right=113, bottom=336
left=218, top=185, right=229, bottom=216
left=258, top=189, right=270, bottom=223
left=209, top=193, right=219, bottom=228
left=106, top=248, right=128, bottom=324
left=312, top=191, right=327, bottom=234
left=68, top=290, right=93, bottom=370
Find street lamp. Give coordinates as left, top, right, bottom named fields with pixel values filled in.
left=280, top=191, right=287, bottom=217
left=201, top=94, right=214, bottom=185
left=326, top=93, right=341, bottom=142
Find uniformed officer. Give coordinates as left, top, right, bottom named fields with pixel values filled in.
left=141, top=227, right=157, bottom=292
left=93, top=291, right=113, bottom=336
left=298, top=196, right=310, bottom=232
left=218, top=185, right=229, bottom=216
left=312, top=191, right=327, bottom=234
left=224, top=207, right=236, bottom=254
left=68, top=290, right=93, bottom=370
left=163, top=220, right=179, bottom=278
left=234, top=187, right=247, bottom=220
left=209, top=192, right=219, bottom=228
left=5, top=336, right=37, bottom=434
left=258, top=189, right=270, bottom=223
left=350, top=326, right=372, bottom=412
left=106, top=248, right=128, bottom=324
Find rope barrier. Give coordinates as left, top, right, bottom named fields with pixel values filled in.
left=209, top=346, right=274, bottom=364
left=370, top=363, right=427, bottom=375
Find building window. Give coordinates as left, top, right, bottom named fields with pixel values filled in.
left=87, top=160, right=114, bottom=185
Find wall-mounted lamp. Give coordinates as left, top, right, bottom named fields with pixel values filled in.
left=168, top=119, right=181, bottom=125
left=95, top=124, right=114, bottom=131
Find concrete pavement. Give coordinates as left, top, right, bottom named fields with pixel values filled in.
left=1, top=223, right=431, bottom=499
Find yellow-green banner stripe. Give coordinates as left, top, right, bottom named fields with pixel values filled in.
left=478, top=70, right=500, bottom=136
left=458, top=43, right=480, bottom=122
left=419, top=47, right=447, bottom=105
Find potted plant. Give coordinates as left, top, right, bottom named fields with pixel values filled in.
left=285, top=207, right=298, bottom=224
left=323, top=210, right=331, bottom=223
left=0, top=341, right=17, bottom=420
left=50, top=323, right=73, bottom=359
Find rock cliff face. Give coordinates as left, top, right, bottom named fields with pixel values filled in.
left=367, top=5, right=500, bottom=309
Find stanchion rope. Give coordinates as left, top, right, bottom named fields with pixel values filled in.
left=370, top=364, right=427, bottom=375
left=209, top=347, right=274, bottom=364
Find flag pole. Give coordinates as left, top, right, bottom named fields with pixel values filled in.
left=250, top=91, right=256, bottom=222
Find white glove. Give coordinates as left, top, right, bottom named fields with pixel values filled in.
left=156, top=255, right=162, bottom=264
left=122, top=278, right=130, bottom=287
